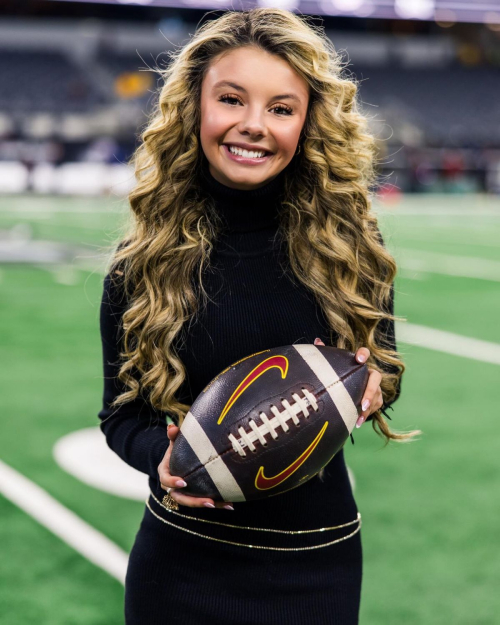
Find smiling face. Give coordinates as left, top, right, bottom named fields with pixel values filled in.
left=200, top=45, right=310, bottom=190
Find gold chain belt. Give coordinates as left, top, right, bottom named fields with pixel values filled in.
left=146, top=490, right=362, bottom=552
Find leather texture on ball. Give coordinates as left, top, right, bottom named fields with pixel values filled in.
left=169, top=344, right=369, bottom=503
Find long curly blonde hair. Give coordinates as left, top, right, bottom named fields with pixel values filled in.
left=105, top=7, right=421, bottom=446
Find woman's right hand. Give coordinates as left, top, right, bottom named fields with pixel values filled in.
left=158, top=424, right=234, bottom=511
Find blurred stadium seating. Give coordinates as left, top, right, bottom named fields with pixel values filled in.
left=0, top=17, right=499, bottom=195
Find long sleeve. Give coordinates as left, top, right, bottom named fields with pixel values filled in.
left=98, top=270, right=170, bottom=486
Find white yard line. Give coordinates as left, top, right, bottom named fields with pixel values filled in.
left=375, top=208, right=500, bottom=216
left=0, top=206, right=123, bottom=214
left=396, top=322, right=500, bottom=365
left=397, top=249, right=500, bottom=282
left=398, top=236, right=500, bottom=249
left=0, top=459, right=128, bottom=585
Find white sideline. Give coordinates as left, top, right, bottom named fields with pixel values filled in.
left=397, top=322, right=500, bottom=365
left=0, top=459, right=128, bottom=585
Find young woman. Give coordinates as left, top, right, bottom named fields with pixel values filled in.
left=98, top=8, right=421, bottom=624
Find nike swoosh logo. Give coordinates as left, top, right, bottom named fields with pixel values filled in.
left=217, top=355, right=288, bottom=425
left=255, top=421, right=329, bottom=491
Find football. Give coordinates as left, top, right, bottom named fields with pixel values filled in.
left=169, top=344, right=369, bottom=503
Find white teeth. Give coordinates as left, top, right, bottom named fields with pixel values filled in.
left=228, top=145, right=267, bottom=159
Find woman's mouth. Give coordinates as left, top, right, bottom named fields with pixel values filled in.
left=222, top=144, right=273, bottom=166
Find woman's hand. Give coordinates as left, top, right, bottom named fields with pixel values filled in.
left=158, top=424, right=234, bottom=510
left=313, top=338, right=383, bottom=428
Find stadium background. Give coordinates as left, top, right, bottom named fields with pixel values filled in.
left=0, top=1, right=499, bottom=623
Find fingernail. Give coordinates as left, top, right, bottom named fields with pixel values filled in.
left=362, top=399, right=370, bottom=412
left=356, top=416, right=365, bottom=428
left=223, top=505, right=234, bottom=511
left=357, top=354, right=367, bottom=363
left=175, top=480, right=187, bottom=487
left=204, top=502, right=215, bottom=508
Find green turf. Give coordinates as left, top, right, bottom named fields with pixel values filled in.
left=0, top=193, right=499, bottom=624
left=0, top=497, right=124, bottom=625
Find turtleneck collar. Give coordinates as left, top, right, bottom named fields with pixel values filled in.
left=200, top=155, right=287, bottom=234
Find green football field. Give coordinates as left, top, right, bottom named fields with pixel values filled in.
left=0, top=193, right=498, bottom=624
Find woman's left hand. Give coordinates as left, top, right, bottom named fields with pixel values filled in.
left=313, top=338, right=383, bottom=428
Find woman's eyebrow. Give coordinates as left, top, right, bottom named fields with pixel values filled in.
left=212, top=79, right=301, bottom=103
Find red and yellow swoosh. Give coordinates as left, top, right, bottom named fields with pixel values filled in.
left=255, top=422, right=329, bottom=491
left=217, top=355, right=288, bottom=425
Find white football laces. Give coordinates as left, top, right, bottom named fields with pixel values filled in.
left=228, top=388, right=319, bottom=457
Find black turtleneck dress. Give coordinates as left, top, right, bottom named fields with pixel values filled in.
left=98, top=157, right=400, bottom=625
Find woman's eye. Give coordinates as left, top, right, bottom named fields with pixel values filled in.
left=218, top=95, right=292, bottom=116
left=272, top=105, right=293, bottom=116
left=219, top=95, right=241, bottom=107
